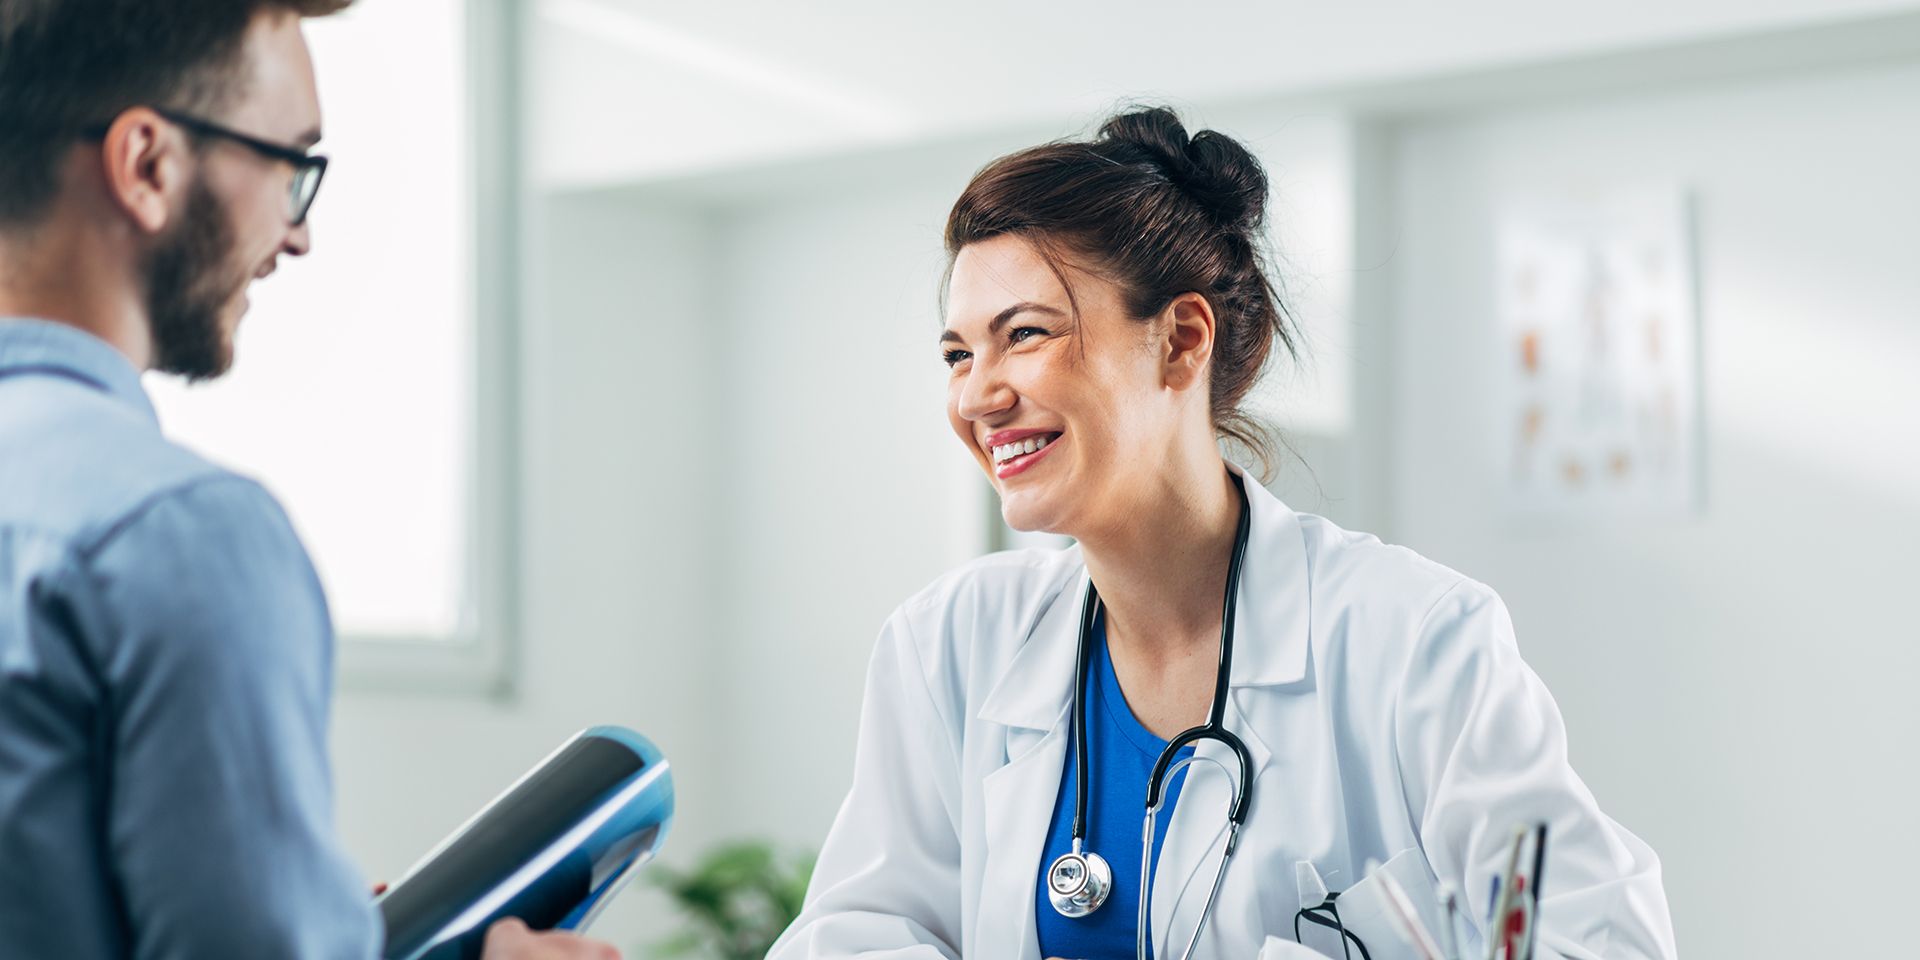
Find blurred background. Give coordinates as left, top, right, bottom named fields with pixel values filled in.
left=147, top=1, right=1920, bottom=956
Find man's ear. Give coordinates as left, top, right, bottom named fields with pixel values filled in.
left=98, top=108, right=188, bottom=235
left=1161, top=291, right=1217, bottom=392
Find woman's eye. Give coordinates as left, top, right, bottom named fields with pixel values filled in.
left=1009, top=326, right=1047, bottom=344
left=942, top=349, right=971, bottom=367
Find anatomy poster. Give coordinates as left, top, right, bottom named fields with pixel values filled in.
left=1497, top=187, right=1701, bottom=519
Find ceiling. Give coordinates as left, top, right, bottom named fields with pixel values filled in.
left=529, top=0, right=1920, bottom=188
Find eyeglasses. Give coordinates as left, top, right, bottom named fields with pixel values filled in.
left=86, top=107, right=329, bottom=226
left=1295, top=894, right=1374, bottom=960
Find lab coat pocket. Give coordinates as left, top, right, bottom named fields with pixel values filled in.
left=1319, top=848, right=1448, bottom=960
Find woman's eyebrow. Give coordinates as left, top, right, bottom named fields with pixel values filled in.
left=939, top=301, right=1067, bottom=344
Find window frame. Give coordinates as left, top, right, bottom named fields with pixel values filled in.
left=333, top=0, right=524, bottom=697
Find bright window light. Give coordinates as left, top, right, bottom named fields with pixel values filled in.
left=147, top=0, right=473, bottom=643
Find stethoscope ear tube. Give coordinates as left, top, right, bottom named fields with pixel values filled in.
left=1145, top=725, right=1256, bottom=824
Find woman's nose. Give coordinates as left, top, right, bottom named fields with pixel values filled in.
left=955, top=360, right=1016, bottom=422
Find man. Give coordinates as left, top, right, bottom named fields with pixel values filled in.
left=0, top=2, right=616, bottom=957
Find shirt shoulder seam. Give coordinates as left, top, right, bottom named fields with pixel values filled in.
left=72, top=470, right=273, bottom=564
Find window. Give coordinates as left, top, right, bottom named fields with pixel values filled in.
left=146, top=0, right=521, bottom=693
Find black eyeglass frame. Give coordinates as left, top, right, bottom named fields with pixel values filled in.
left=1294, top=893, right=1374, bottom=960
left=84, top=107, right=329, bottom=227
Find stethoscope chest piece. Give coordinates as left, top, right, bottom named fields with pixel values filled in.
left=1046, top=847, right=1112, bottom=918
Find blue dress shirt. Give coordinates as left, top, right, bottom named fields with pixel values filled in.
left=0, top=319, right=379, bottom=959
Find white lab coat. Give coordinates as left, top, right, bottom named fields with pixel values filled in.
left=769, top=471, right=1678, bottom=960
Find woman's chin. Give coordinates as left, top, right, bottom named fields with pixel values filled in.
left=998, top=497, right=1064, bottom=537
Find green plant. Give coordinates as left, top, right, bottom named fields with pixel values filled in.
left=647, top=840, right=815, bottom=960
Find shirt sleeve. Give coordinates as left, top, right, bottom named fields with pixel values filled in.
left=79, top=475, right=379, bottom=960
left=766, top=607, right=965, bottom=960
left=1392, top=581, right=1679, bottom=960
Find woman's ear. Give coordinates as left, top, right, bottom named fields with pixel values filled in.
left=1160, top=292, right=1216, bottom=391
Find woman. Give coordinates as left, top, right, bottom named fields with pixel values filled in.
left=767, top=108, right=1676, bottom=960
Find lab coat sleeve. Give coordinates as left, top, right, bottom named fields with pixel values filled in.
left=1391, top=581, right=1678, bottom=960
left=767, top=608, right=965, bottom=960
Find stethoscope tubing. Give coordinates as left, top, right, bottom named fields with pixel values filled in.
left=1058, top=472, right=1256, bottom=960
left=1138, top=754, right=1243, bottom=960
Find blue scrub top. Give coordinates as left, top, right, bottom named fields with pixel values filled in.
left=1034, top=613, right=1192, bottom=960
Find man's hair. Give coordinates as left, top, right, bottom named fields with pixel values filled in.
left=0, top=0, right=352, bottom=226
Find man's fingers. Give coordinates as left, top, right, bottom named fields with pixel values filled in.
left=482, top=918, right=621, bottom=959
left=484, top=917, right=532, bottom=946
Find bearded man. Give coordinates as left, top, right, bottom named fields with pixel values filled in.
left=0, top=3, right=614, bottom=958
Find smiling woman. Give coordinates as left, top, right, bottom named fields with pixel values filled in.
left=769, top=106, right=1678, bottom=960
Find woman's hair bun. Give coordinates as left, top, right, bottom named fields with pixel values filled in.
left=1097, top=106, right=1268, bottom=232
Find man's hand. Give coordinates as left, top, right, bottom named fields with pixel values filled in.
left=481, top=918, right=622, bottom=960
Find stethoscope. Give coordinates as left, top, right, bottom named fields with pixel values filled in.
left=1044, top=473, right=1256, bottom=960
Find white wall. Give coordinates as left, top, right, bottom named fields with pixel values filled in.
left=1384, top=60, right=1920, bottom=957
left=707, top=180, right=987, bottom=843
left=329, top=198, right=728, bottom=948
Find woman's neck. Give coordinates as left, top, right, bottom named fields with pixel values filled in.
left=1077, top=454, right=1241, bottom=666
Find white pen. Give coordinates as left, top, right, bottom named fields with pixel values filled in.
left=1486, top=825, right=1530, bottom=960
left=1437, top=883, right=1462, bottom=960
left=1377, top=869, right=1445, bottom=960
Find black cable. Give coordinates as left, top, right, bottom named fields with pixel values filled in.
left=1070, top=580, right=1101, bottom=842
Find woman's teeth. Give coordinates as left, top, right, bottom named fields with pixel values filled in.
left=991, top=433, right=1058, bottom=464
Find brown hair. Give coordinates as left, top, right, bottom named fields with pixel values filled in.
left=944, top=106, right=1297, bottom=474
left=0, top=0, right=353, bottom=226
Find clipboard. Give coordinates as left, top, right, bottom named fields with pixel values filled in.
left=376, top=726, right=675, bottom=960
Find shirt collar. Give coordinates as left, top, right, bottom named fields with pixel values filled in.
left=0, top=318, right=157, bottom=424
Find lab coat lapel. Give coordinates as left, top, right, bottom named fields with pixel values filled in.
left=1152, top=470, right=1311, bottom=955
left=976, top=565, right=1086, bottom=960
left=1224, top=466, right=1313, bottom=688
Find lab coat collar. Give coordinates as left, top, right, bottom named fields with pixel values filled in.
left=977, top=462, right=1313, bottom=733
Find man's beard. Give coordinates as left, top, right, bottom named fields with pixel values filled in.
left=143, top=177, right=245, bottom=382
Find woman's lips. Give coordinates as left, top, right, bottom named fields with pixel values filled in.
left=994, top=433, right=1060, bottom=479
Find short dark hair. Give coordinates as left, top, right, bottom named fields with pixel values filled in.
left=945, top=106, right=1298, bottom=473
left=0, top=0, right=352, bottom=226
